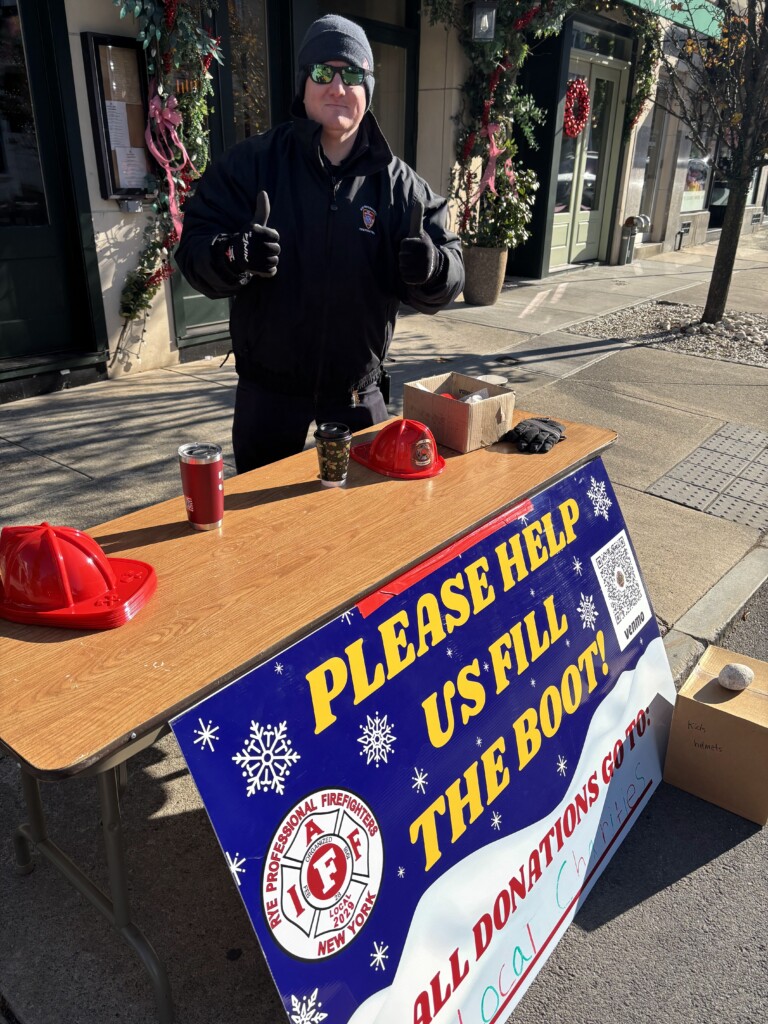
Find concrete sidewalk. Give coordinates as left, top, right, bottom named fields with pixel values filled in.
left=1, top=234, right=767, bottom=1023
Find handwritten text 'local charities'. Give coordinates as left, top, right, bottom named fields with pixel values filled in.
left=304, top=497, right=611, bottom=871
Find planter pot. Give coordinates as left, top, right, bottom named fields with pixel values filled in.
left=462, top=245, right=508, bottom=306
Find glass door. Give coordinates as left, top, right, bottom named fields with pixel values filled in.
left=550, top=54, right=626, bottom=269
left=0, top=1, right=84, bottom=362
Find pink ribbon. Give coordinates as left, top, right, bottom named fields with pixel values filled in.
left=503, top=156, right=516, bottom=189
left=145, top=83, right=197, bottom=238
left=469, top=124, right=505, bottom=207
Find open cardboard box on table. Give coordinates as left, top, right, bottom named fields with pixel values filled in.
left=663, top=645, right=768, bottom=825
left=402, top=372, right=516, bottom=453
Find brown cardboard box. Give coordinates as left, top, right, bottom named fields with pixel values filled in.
left=402, top=372, right=516, bottom=453
left=663, top=645, right=768, bottom=825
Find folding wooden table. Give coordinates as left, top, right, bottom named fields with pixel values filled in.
left=0, top=415, right=616, bottom=1022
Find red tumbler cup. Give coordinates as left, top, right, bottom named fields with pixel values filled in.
left=178, top=442, right=224, bottom=531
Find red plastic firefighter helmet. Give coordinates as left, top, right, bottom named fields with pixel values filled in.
left=0, top=523, right=156, bottom=630
left=350, top=418, right=445, bottom=479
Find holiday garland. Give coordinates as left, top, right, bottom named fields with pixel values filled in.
left=112, top=0, right=222, bottom=327
left=563, top=77, right=590, bottom=137
left=426, top=0, right=663, bottom=214
left=443, top=2, right=576, bottom=248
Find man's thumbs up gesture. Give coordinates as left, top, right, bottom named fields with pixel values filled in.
left=398, top=200, right=442, bottom=286
left=212, top=190, right=280, bottom=282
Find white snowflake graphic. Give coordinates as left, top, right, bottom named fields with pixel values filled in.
left=577, top=593, right=599, bottom=631
left=340, top=610, right=355, bottom=626
left=556, top=755, right=568, bottom=777
left=446, top=647, right=454, bottom=659
left=411, top=767, right=429, bottom=794
left=572, top=556, right=583, bottom=576
left=358, top=711, right=396, bottom=766
left=476, top=737, right=483, bottom=747
left=491, top=811, right=502, bottom=831
left=289, top=988, right=328, bottom=1024
left=519, top=514, right=529, bottom=526
left=529, top=587, right=536, bottom=597
left=370, top=941, right=389, bottom=971
left=233, top=720, right=300, bottom=796
left=192, top=717, right=219, bottom=752
left=565, top=638, right=571, bottom=647
left=226, top=851, right=246, bottom=886
left=586, top=476, right=613, bottom=520
left=530, top=677, right=536, bottom=688
left=483, top=661, right=489, bottom=672
left=397, top=866, right=405, bottom=878
left=274, top=662, right=284, bottom=675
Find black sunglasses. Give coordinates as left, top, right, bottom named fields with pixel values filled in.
left=306, top=63, right=370, bottom=86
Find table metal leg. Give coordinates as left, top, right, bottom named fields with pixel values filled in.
left=13, top=766, right=174, bottom=1023
left=117, top=759, right=129, bottom=796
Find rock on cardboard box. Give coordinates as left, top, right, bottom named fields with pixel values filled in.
left=663, top=645, right=768, bottom=825
left=402, top=372, right=515, bottom=453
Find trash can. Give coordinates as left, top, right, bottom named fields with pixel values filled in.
left=619, top=217, right=639, bottom=264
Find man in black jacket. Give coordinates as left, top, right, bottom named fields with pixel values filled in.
left=175, top=14, right=464, bottom=472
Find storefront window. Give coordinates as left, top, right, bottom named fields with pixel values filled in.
left=639, top=81, right=668, bottom=234
left=681, top=141, right=713, bottom=212
left=571, top=21, right=631, bottom=61
left=228, top=0, right=270, bottom=142
left=0, top=4, right=48, bottom=226
left=707, top=142, right=761, bottom=227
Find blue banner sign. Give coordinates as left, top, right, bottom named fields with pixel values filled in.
left=172, top=458, right=676, bottom=1024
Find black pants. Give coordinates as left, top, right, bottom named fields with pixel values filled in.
left=232, top=376, right=389, bottom=473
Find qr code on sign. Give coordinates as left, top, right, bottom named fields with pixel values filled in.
left=591, top=530, right=652, bottom=651
left=594, top=534, right=642, bottom=623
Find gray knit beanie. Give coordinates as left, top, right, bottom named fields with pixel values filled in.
left=296, top=15, right=375, bottom=110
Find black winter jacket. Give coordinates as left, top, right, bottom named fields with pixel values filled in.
left=174, top=111, right=464, bottom=396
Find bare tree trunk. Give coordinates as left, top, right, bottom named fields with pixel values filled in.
left=702, top=179, right=750, bottom=322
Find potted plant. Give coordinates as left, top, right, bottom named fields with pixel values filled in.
left=451, top=122, right=539, bottom=305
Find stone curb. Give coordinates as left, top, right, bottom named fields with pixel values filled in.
left=662, top=629, right=706, bottom=691
left=664, top=537, right=768, bottom=687
left=674, top=540, right=768, bottom=645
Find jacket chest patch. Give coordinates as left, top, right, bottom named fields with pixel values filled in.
left=360, top=205, right=377, bottom=234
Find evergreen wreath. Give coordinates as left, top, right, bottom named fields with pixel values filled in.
left=563, top=77, right=590, bottom=137
left=110, top=0, right=223, bottom=344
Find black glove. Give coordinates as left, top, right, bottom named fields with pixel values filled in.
left=211, top=191, right=280, bottom=283
left=399, top=201, right=443, bottom=286
left=502, top=418, right=567, bottom=453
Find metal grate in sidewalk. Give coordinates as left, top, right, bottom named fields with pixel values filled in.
left=647, top=422, right=768, bottom=530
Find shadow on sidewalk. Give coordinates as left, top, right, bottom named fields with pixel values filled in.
left=574, top=781, right=759, bottom=934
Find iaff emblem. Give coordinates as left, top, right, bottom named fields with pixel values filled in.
left=412, top=437, right=434, bottom=470
left=262, top=788, right=383, bottom=960
left=361, top=205, right=377, bottom=230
